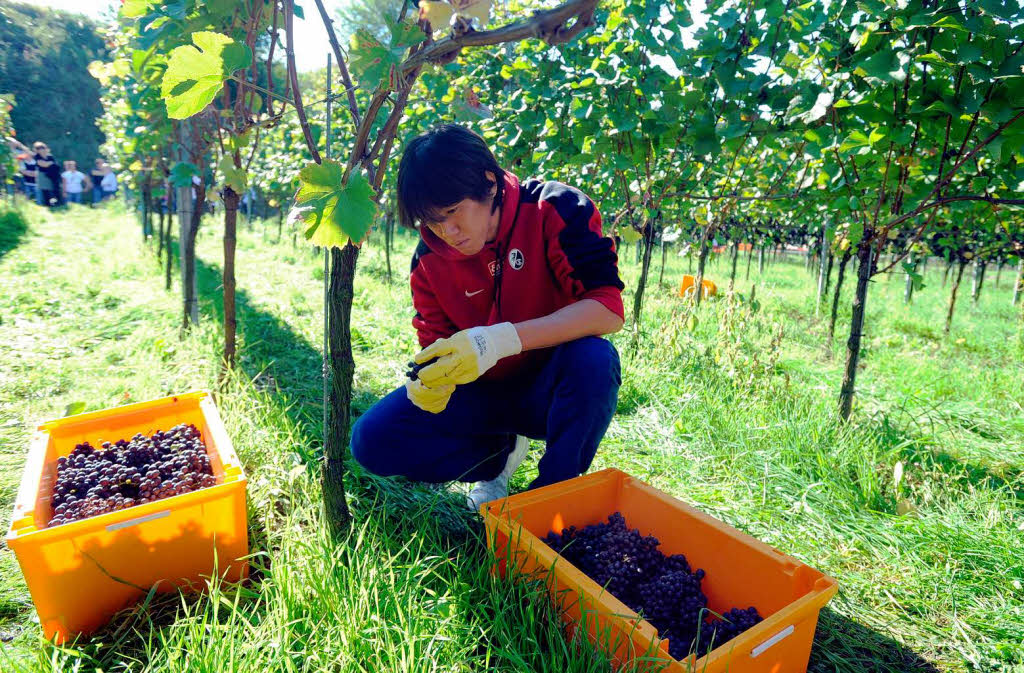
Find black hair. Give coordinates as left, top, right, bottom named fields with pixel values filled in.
left=396, top=124, right=504, bottom=229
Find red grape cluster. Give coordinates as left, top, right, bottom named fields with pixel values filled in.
left=48, top=423, right=216, bottom=527
left=543, top=512, right=763, bottom=660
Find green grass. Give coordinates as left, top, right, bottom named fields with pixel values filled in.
left=1, top=203, right=1022, bottom=672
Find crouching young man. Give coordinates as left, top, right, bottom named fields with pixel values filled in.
left=350, top=124, right=624, bottom=509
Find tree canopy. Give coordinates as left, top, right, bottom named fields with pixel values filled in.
left=0, top=1, right=109, bottom=167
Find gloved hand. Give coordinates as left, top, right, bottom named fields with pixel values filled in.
left=405, top=379, right=455, bottom=414
left=414, top=322, right=523, bottom=388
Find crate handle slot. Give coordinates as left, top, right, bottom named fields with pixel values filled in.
left=106, top=509, right=171, bottom=532
left=750, top=624, right=794, bottom=658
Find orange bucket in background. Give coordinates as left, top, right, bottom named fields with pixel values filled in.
left=679, top=274, right=718, bottom=299
left=6, top=391, right=249, bottom=644
left=482, top=469, right=837, bottom=673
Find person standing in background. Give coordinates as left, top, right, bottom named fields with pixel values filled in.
left=7, top=138, right=45, bottom=204
left=100, top=163, right=118, bottom=200
left=61, top=160, right=89, bottom=204
left=32, top=142, right=63, bottom=207
left=90, top=158, right=105, bottom=205
left=18, top=152, right=36, bottom=200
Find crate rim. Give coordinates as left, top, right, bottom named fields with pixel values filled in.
left=6, top=390, right=246, bottom=544
left=482, top=467, right=839, bottom=668
left=35, top=390, right=212, bottom=433
left=6, top=479, right=247, bottom=547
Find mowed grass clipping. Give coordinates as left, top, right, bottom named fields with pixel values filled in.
left=0, top=203, right=1021, bottom=672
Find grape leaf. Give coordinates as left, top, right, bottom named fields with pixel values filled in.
left=218, top=155, right=247, bottom=193
left=349, top=18, right=424, bottom=91
left=453, top=86, right=492, bottom=121
left=161, top=32, right=253, bottom=119
left=977, top=0, right=1018, bottom=20
left=902, top=261, right=926, bottom=290
left=349, top=31, right=394, bottom=92
left=130, top=48, right=153, bottom=74
left=620, top=226, right=642, bottom=243
left=856, top=50, right=907, bottom=83
left=228, top=130, right=253, bottom=153
left=802, top=91, right=834, bottom=122
left=170, top=162, right=199, bottom=188
left=292, top=161, right=377, bottom=248
left=120, top=0, right=153, bottom=18
left=386, top=15, right=426, bottom=49
left=88, top=60, right=113, bottom=86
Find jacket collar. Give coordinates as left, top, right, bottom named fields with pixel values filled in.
left=419, top=170, right=521, bottom=261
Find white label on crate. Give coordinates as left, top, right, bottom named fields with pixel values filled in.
left=750, top=624, right=795, bottom=658
left=106, top=509, right=171, bottom=532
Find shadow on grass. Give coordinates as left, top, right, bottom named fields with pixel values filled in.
left=0, top=206, right=30, bottom=262
left=811, top=607, right=941, bottom=672
left=869, top=410, right=1024, bottom=501
left=194, top=255, right=327, bottom=445
left=192, top=253, right=396, bottom=454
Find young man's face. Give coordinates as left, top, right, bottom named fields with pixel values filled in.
left=424, top=171, right=500, bottom=256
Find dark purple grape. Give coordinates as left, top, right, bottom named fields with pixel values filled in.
left=543, top=512, right=764, bottom=661
left=48, top=426, right=217, bottom=527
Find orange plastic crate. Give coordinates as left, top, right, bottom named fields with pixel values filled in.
left=483, top=469, right=837, bottom=673
left=678, top=274, right=718, bottom=299
left=5, top=391, right=249, bottom=644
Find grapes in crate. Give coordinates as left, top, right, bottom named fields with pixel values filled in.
left=48, top=423, right=216, bottom=527
left=544, top=512, right=764, bottom=660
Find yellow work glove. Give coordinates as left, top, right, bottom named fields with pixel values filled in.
left=405, top=379, right=455, bottom=414
left=415, top=322, right=523, bottom=388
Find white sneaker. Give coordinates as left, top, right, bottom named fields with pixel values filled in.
left=466, top=435, right=529, bottom=511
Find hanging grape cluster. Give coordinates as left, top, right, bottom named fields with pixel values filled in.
left=544, top=512, right=763, bottom=660
left=49, top=423, right=216, bottom=527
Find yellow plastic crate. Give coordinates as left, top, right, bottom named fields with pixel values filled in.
left=6, top=391, right=249, bottom=644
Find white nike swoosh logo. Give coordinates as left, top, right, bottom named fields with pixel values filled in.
left=465, top=289, right=484, bottom=297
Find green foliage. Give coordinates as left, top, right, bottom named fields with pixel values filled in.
left=169, top=162, right=199, bottom=187
left=348, top=17, right=425, bottom=92
left=217, top=155, right=247, bottom=193
left=0, top=2, right=109, bottom=168
left=402, top=0, right=1023, bottom=269
left=247, top=116, right=305, bottom=216
left=0, top=93, right=15, bottom=184
left=292, top=161, right=378, bottom=248
left=0, top=206, right=29, bottom=257
left=902, top=260, right=926, bottom=291
left=161, top=32, right=252, bottom=119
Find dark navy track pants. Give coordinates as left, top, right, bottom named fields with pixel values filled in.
left=350, top=336, right=621, bottom=490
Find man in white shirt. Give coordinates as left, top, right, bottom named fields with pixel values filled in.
left=100, top=164, right=118, bottom=199
left=61, top=161, right=89, bottom=204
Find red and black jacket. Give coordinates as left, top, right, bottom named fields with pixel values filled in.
left=410, top=170, right=625, bottom=380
